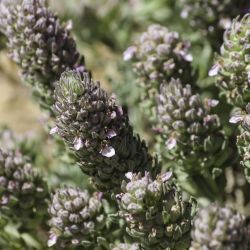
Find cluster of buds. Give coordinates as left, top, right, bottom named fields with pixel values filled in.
left=48, top=187, right=112, bottom=249
left=179, top=0, right=249, bottom=45
left=0, top=149, right=49, bottom=225
left=124, top=24, right=193, bottom=122
left=0, top=0, right=87, bottom=110
left=116, top=172, right=194, bottom=249
left=191, top=203, right=250, bottom=250
left=210, top=14, right=250, bottom=107
left=156, top=78, right=229, bottom=198
left=1, top=0, right=250, bottom=249
left=52, top=71, right=159, bottom=192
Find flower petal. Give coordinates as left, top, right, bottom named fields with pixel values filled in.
left=166, top=138, right=177, bottom=150
left=209, top=63, right=220, bottom=76
left=74, top=137, right=83, bottom=150
left=100, top=146, right=115, bottom=158
left=229, top=115, right=243, bottom=124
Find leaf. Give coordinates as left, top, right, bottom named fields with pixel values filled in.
left=21, top=233, right=41, bottom=249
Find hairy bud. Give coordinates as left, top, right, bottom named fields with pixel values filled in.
left=157, top=78, right=228, bottom=175
left=53, top=71, right=159, bottom=192
left=48, top=187, right=113, bottom=248
left=211, top=14, right=250, bottom=107
left=124, top=24, right=193, bottom=122
left=116, top=172, right=193, bottom=249
left=191, top=203, right=250, bottom=250
left=0, top=149, right=49, bottom=224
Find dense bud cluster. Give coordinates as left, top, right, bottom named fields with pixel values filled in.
left=124, top=24, right=193, bottom=120
left=0, top=0, right=86, bottom=109
left=53, top=71, right=159, bottom=192
left=157, top=78, right=228, bottom=176
left=210, top=14, right=250, bottom=107
left=191, top=203, right=250, bottom=250
left=0, top=149, right=49, bottom=223
left=179, top=0, right=249, bottom=40
left=124, top=24, right=193, bottom=86
left=48, top=187, right=110, bottom=249
left=116, top=172, right=193, bottom=250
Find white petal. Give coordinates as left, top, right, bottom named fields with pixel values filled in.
left=161, top=172, right=173, bottom=182
left=166, top=138, right=177, bottom=150
left=72, top=239, right=80, bottom=245
left=229, top=115, right=243, bottom=124
left=125, top=172, right=133, bottom=180
left=207, top=99, right=219, bottom=107
left=49, top=126, right=58, bottom=135
left=209, top=64, right=220, bottom=76
left=106, top=129, right=117, bottom=139
left=100, top=146, right=115, bottom=157
left=123, top=46, right=137, bottom=61
left=184, top=53, right=193, bottom=62
left=48, top=233, right=57, bottom=247
left=181, top=10, right=188, bottom=18
left=74, top=138, right=83, bottom=150
left=110, top=111, right=117, bottom=119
